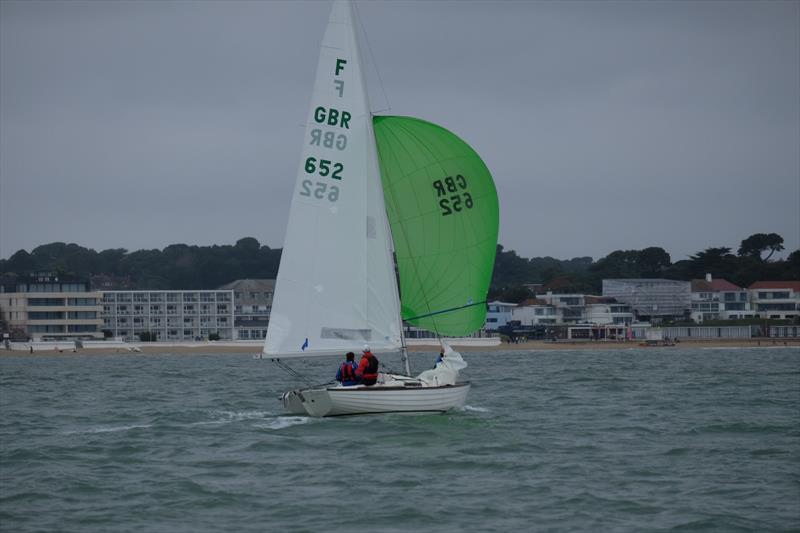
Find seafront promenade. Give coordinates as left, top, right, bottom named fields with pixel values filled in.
left=2, top=338, right=798, bottom=355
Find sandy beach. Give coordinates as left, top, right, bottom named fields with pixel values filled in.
left=3, top=338, right=798, bottom=356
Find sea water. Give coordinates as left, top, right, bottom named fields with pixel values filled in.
left=1, top=347, right=798, bottom=532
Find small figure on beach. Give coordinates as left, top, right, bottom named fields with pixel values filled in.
left=356, top=345, right=379, bottom=386
left=335, top=352, right=359, bottom=386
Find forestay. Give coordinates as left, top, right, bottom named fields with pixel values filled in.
left=264, top=1, right=402, bottom=357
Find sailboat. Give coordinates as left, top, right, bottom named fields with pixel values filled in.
left=262, top=0, right=499, bottom=417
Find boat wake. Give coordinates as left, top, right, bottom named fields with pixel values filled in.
left=254, top=416, right=313, bottom=430
left=63, top=423, right=153, bottom=435
left=207, top=410, right=273, bottom=422
left=461, top=405, right=490, bottom=413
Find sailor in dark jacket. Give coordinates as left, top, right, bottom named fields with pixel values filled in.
left=336, top=352, right=359, bottom=386
left=355, top=345, right=379, bottom=386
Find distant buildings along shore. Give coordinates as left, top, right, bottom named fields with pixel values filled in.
left=0, top=272, right=798, bottom=343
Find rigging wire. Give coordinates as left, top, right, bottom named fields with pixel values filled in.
left=270, top=358, right=315, bottom=387
left=352, top=1, right=391, bottom=114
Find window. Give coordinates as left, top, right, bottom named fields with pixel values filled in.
left=68, top=311, right=97, bottom=319
left=29, top=325, right=65, bottom=333
left=29, top=311, right=65, bottom=320
left=28, top=298, right=64, bottom=306
left=68, top=298, right=97, bottom=306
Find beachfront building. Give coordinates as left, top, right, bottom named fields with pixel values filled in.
left=534, top=292, right=586, bottom=323
left=748, top=281, right=800, bottom=320
left=0, top=273, right=103, bottom=341
left=485, top=301, right=517, bottom=331
left=511, top=298, right=558, bottom=326
left=217, top=279, right=275, bottom=340
left=511, top=294, right=633, bottom=327
left=602, top=279, right=691, bottom=323
left=583, top=296, right=634, bottom=325
left=690, top=274, right=754, bottom=322
left=101, top=290, right=234, bottom=341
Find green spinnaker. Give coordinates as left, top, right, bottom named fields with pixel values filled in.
left=373, top=116, right=499, bottom=337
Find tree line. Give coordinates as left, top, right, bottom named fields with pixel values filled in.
left=0, top=233, right=797, bottom=302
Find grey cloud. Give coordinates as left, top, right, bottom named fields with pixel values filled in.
left=1, top=0, right=797, bottom=262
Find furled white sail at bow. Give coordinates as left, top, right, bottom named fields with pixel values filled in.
left=264, top=0, right=402, bottom=357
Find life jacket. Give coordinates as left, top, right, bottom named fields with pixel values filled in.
left=359, top=352, right=379, bottom=382
left=340, top=362, right=356, bottom=382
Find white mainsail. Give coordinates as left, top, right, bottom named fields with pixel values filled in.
left=264, top=0, right=402, bottom=357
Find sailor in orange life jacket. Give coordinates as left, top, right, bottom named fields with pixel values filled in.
left=356, top=345, right=380, bottom=386
left=335, top=352, right=359, bottom=386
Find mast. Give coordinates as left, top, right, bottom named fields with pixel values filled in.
left=350, top=0, right=411, bottom=375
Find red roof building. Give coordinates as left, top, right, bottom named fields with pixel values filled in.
left=748, top=281, right=800, bottom=320
left=748, top=281, right=800, bottom=291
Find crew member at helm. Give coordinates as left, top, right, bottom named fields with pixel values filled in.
left=356, top=344, right=379, bottom=386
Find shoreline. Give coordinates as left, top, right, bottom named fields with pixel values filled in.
left=2, top=338, right=798, bottom=356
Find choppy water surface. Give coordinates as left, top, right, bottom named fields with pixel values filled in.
left=1, top=348, right=798, bottom=532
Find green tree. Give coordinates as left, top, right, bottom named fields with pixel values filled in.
left=636, top=247, right=671, bottom=277
left=738, top=233, right=784, bottom=262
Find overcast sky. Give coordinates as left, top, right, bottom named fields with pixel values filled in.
left=1, top=0, right=798, bottom=263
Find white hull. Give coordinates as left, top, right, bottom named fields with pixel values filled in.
left=281, top=379, right=470, bottom=417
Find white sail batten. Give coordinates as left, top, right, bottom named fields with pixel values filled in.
left=264, top=0, right=402, bottom=358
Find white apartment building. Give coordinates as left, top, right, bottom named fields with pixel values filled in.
left=101, top=290, right=234, bottom=341
left=535, top=292, right=586, bottom=323
left=0, top=274, right=103, bottom=340
left=218, top=279, right=274, bottom=340
left=511, top=294, right=633, bottom=328
left=690, top=274, right=754, bottom=322
left=485, top=301, right=517, bottom=330
left=511, top=298, right=558, bottom=326
left=749, top=281, right=800, bottom=320
left=583, top=296, right=634, bottom=325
